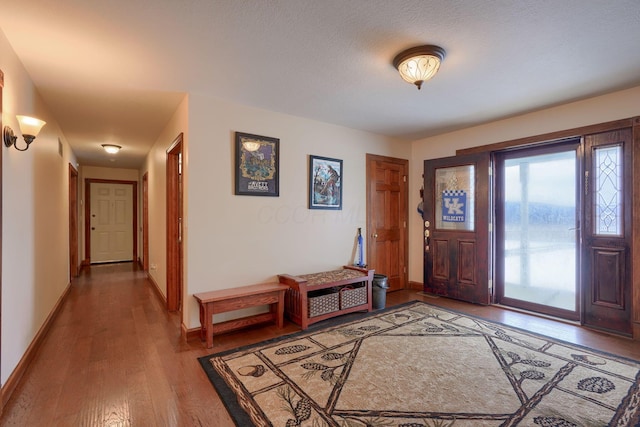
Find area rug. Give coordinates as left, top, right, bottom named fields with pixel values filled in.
left=199, top=301, right=640, bottom=426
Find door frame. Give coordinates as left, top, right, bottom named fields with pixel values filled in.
left=142, top=172, right=149, bottom=272
left=456, top=116, right=639, bottom=337
left=69, top=164, right=79, bottom=278
left=0, top=69, right=4, bottom=418
left=166, top=133, right=184, bottom=312
left=366, top=153, right=409, bottom=291
left=493, top=139, right=582, bottom=320
left=84, top=179, right=138, bottom=265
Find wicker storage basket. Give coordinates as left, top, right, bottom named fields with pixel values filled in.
left=308, top=291, right=339, bottom=317
left=340, top=286, right=367, bottom=309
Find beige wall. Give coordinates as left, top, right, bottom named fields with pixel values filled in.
left=0, top=30, right=77, bottom=385
left=181, top=95, right=409, bottom=328
left=408, top=85, right=640, bottom=283
left=141, top=95, right=188, bottom=301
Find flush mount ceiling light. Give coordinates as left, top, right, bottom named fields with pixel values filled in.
left=102, top=144, right=122, bottom=154
left=393, top=45, right=446, bottom=90
left=3, top=115, right=47, bottom=151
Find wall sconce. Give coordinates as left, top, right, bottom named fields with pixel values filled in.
left=102, top=144, right=122, bottom=154
left=393, top=45, right=446, bottom=90
left=3, top=115, right=47, bottom=151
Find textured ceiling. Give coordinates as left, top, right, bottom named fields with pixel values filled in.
left=1, top=0, right=640, bottom=168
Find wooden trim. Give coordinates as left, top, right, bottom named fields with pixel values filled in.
left=408, top=281, right=423, bottom=291
left=457, top=117, right=635, bottom=156
left=84, top=179, right=138, bottom=264
left=0, top=68, right=3, bottom=419
left=142, top=172, right=149, bottom=272
left=633, top=117, right=640, bottom=339
left=182, top=324, right=201, bottom=342
left=147, top=273, right=166, bottom=305
left=166, top=133, right=184, bottom=312
left=1, top=282, right=71, bottom=408
left=69, top=164, right=79, bottom=278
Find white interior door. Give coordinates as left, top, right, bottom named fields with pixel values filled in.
left=90, top=182, right=133, bottom=263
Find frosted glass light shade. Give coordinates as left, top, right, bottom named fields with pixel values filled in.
left=102, top=144, right=122, bottom=154
left=16, top=115, right=46, bottom=137
left=393, top=45, right=446, bottom=90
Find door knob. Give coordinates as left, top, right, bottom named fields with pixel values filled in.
left=372, top=233, right=378, bottom=238
left=91, top=227, right=95, bottom=230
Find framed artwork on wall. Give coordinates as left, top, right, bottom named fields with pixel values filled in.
left=234, top=132, right=279, bottom=196
left=309, top=155, right=342, bottom=210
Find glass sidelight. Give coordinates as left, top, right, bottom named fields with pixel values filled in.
left=593, top=145, right=622, bottom=236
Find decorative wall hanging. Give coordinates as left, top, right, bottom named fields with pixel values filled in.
left=309, top=155, right=342, bottom=210
left=234, top=132, right=279, bottom=196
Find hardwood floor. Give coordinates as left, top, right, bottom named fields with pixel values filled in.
left=1, top=263, right=638, bottom=426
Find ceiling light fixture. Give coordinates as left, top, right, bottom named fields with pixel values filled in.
left=102, top=144, right=122, bottom=154
left=3, top=115, right=47, bottom=151
left=393, top=45, right=446, bottom=90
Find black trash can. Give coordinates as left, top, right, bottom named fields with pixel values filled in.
left=372, top=274, right=389, bottom=310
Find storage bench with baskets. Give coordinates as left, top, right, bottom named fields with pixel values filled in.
left=278, top=266, right=373, bottom=329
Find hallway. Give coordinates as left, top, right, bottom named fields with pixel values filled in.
left=1, top=264, right=638, bottom=426
left=0, top=263, right=257, bottom=426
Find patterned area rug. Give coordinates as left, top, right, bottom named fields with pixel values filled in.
left=199, top=301, right=640, bottom=426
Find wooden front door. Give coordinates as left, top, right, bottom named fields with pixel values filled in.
left=423, top=153, right=490, bottom=304
left=582, top=128, right=633, bottom=335
left=366, top=154, right=408, bottom=292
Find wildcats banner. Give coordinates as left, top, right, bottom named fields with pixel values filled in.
left=442, top=190, right=467, bottom=223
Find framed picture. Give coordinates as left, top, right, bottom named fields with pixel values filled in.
left=309, top=155, right=342, bottom=210
left=234, top=132, right=279, bottom=196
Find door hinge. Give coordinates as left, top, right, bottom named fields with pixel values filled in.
left=488, top=222, right=493, bottom=233
left=488, top=166, right=493, bottom=176
left=403, top=221, right=406, bottom=228
left=403, top=175, right=407, bottom=183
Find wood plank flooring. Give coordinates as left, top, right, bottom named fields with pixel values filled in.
left=1, top=263, right=638, bottom=426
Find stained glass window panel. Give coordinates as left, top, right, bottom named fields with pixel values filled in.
left=594, top=145, right=622, bottom=236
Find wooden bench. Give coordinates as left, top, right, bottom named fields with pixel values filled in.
left=193, top=282, right=289, bottom=348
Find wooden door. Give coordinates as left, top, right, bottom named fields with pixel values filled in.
left=366, top=154, right=408, bottom=292
left=90, top=182, right=134, bottom=263
left=583, top=128, right=633, bottom=335
left=69, top=164, right=79, bottom=277
left=142, top=172, right=149, bottom=272
left=423, top=153, right=490, bottom=304
left=166, top=134, right=184, bottom=312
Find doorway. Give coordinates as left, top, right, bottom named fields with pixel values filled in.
left=423, top=152, right=490, bottom=304
left=366, top=154, right=409, bottom=291
left=69, top=164, right=79, bottom=277
left=424, top=126, right=633, bottom=334
left=166, top=134, right=184, bottom=312
left=366, top=154, right=409, bottom=292
left=142, top=172, right=149, bottom=272
left=494, top=140, right=580, bottom=320
left=84, top=179, right=138, bottom=265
